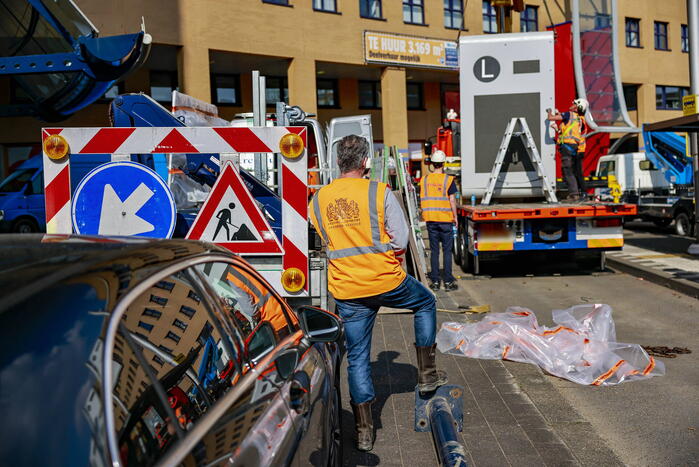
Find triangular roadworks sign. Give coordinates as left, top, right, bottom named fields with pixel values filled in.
left=186, top=162, right=284, bottom=255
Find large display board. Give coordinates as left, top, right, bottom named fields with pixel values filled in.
left=459, top=32, right=556, bottom=198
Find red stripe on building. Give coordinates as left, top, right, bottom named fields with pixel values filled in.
left=282, top=235, right=308, bottom=291
left=213, top=127, right=272, bottom=152
left=155, top=128, right=200, bottom=153
left=282, top=165, right=307, bottom=218
left=45, top=166, right=71, bottom=221
left=80, top=128, right=136, bottom=154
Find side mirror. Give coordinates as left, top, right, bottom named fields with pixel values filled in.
left=639, top=160, right=655, bottom=171
left=296, top=306, right=343, bottom=343
left=423, top=140, right=433, bottom=156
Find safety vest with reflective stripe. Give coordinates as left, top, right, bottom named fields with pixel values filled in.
left=578, top=115, right=587, bottom=152
left=558, top=113, right=583, bottom=145
left=309, top=178, right=406, bottom=300
left=420, top=173, right=454, bottom=223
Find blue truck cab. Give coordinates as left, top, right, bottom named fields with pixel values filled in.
left=0, top=156, right=45, bottom=233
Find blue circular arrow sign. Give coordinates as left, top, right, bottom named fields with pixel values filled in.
left=72, top=161, right=176, bottom=238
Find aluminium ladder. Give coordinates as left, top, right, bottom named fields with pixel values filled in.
left=482, top=117, right=558, bottom=205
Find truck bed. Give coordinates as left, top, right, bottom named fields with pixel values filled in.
left=458, top=202, right=637, bottom=220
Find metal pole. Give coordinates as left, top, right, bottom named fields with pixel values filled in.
left=428, top=397, right=468, bottom=467
left=688, top=0, right=699, bottom=251
left=252, top=71, right=267, bottom=184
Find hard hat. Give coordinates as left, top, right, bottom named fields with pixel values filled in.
left=573, top=98, right=589, bottom=114
left=431, top=150, right=447, bottom=163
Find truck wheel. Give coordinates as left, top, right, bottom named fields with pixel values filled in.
left=674, top=212, right=691, bottom=237
left=12, top=218, right=39, bottom=234
left=458, top=230, right=470, bottom=273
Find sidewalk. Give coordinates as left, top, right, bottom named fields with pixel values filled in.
left=607, top=222, right=699, bottom=299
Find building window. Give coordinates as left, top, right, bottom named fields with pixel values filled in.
left=100, top=82, right=124, bottom=102
left=682, top=24, right=689, bottom=53
left=266, top=76, right=288, bottom=106
left=595, top=13, right=611, bottom=29
left=187, top=290, right=201, bottom=303
left=173, top=318, right=188, bottom=332
left=655, top=21, right=669, bottom=50
left=317, top=79, right=339, bottom=108
left=150, top=70, right=178, bottom=103
left=154, top=280, right=175, bottom=292
left=313, top=0, right=336, bottom=12
left=165, top=331, right=181, bottom=344
left=623, top=84, right=639, bottom=111
left=137, top=321, right=154, bottom=332
left=625, top=18, right=640, bottom=47
left=180, top=305, right=197, bottom=318
left=407, top=83, right=424, bottom=110
left=360, top=0, right=382, bottom=19
left=142, top=308, right=162, bottom=319
left=211, top=74, right=241, bottom=106
left=403, top=0, right=424, bottom=25
left=444, top=0, right=463, bottom=29
left=152, top=355, right=164, bottom=366
left=358, top=81, right=381, bottom=109
left=149, top=294, right=168, bottom=306
left=262, top=0, right=289, bottom=5
left=520, top=6, right=538, bottom=32
left=483, top=1, right=497, bottom=33
left=656, top=85, right=689, bottom=110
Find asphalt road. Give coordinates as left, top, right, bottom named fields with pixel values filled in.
left=458, top=261, right=698, bottom=466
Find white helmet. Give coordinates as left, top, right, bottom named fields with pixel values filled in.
left=573, top=98, right=589, bottom=114
left=430, top=149, right=447, bottom=163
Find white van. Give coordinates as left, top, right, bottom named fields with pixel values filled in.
left=595, top=152, right=671, bottom=199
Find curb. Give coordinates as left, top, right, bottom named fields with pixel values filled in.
left=606, top=255, right=699, bottom=299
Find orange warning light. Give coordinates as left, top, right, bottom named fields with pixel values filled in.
left=281, top=267, right=305, bottom=293
left=43, top=134, right=69, bottom=160
left=279, top=133, right=304, bottom=160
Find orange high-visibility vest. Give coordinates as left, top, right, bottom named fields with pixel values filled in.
left=420, top=173, right=455, bottom=223
left=309, top=178, right=406, bottom=300
left=558, top=113, right=583, bottom=145
left=578, top=115, right=587, bottom=152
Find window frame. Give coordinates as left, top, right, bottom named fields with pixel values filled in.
left=656, top=85, right=689, bottom=110
left=403, top=0, right=426, bottom=26
left=317, top=78, right=340, bottom=108
left=407, top=82, right=425, bottom=110
left=625, top=18, right=641, bottom=48
left=482, top=0, right=497, bottom=34
left=622, top=83, right=639, bottom=111
left=265, top=76, right=289, bottom=107
left=358, top=80, right=381, bottom=109
left=360, top=0, right=383, bottom=19
left=262, top=0, right=291, bottom=5
left=520, top=5, right=538, bottom=33
left=313, top=0, right=337, bottom=13
left=149, top=70, right=178, bottom=104
left=210, top=73, right=242, bottom=106
left=654, top=21, right=669, bottom=51
left=444, top=0, right=464, bottom=30
left=682, top=24, right=689, bottom=53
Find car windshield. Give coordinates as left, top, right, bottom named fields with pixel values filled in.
left=0, top=168, right=36, bottom=193
left=597, top=160, right=615, bottom=177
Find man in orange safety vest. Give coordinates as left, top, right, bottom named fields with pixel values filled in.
left=309, top=135, right=447, bottom=452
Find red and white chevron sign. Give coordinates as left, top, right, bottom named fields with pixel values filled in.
left=42, top=126, right=309, bottom=293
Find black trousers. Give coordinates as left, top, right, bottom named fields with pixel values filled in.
left=559, top=143, right=579, bottom=196
left=574, top=151, right=586, bottom=195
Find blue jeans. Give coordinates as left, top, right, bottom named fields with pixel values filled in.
left=334, top=275, right=437, bottom=404
left=427, top=222, right=455, bottom=283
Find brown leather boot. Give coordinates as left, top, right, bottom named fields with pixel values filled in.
left=415, top=343, right=448, bottom=394
left=351, top=400, right=375, bottom=451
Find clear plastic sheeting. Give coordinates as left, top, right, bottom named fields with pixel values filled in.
left=437, top=304, right=664, bottom=386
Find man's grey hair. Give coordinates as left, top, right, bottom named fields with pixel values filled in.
left=337, top=135, right=369, bottom=174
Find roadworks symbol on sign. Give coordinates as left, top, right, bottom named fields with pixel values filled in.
left=186, top=161, right=284, bottom=255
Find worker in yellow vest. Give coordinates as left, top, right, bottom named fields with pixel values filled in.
left=575, top=113, right=589, bottom=199
left=309, top=135, right=447, bottom=452
left=420, top=150, right=458, bottom=291
left=547, top=98, right=588, bottom=201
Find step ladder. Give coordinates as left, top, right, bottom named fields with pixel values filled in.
left=482, top=117, right=558, bottom=205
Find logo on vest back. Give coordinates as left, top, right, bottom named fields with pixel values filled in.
left=327, top=198, right=361, bottom=228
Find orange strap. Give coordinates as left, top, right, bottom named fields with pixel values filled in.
left=592, top=359, right=625, bottom=386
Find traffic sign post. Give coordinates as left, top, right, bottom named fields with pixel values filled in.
left=72, top=161, right=177, bottom=238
